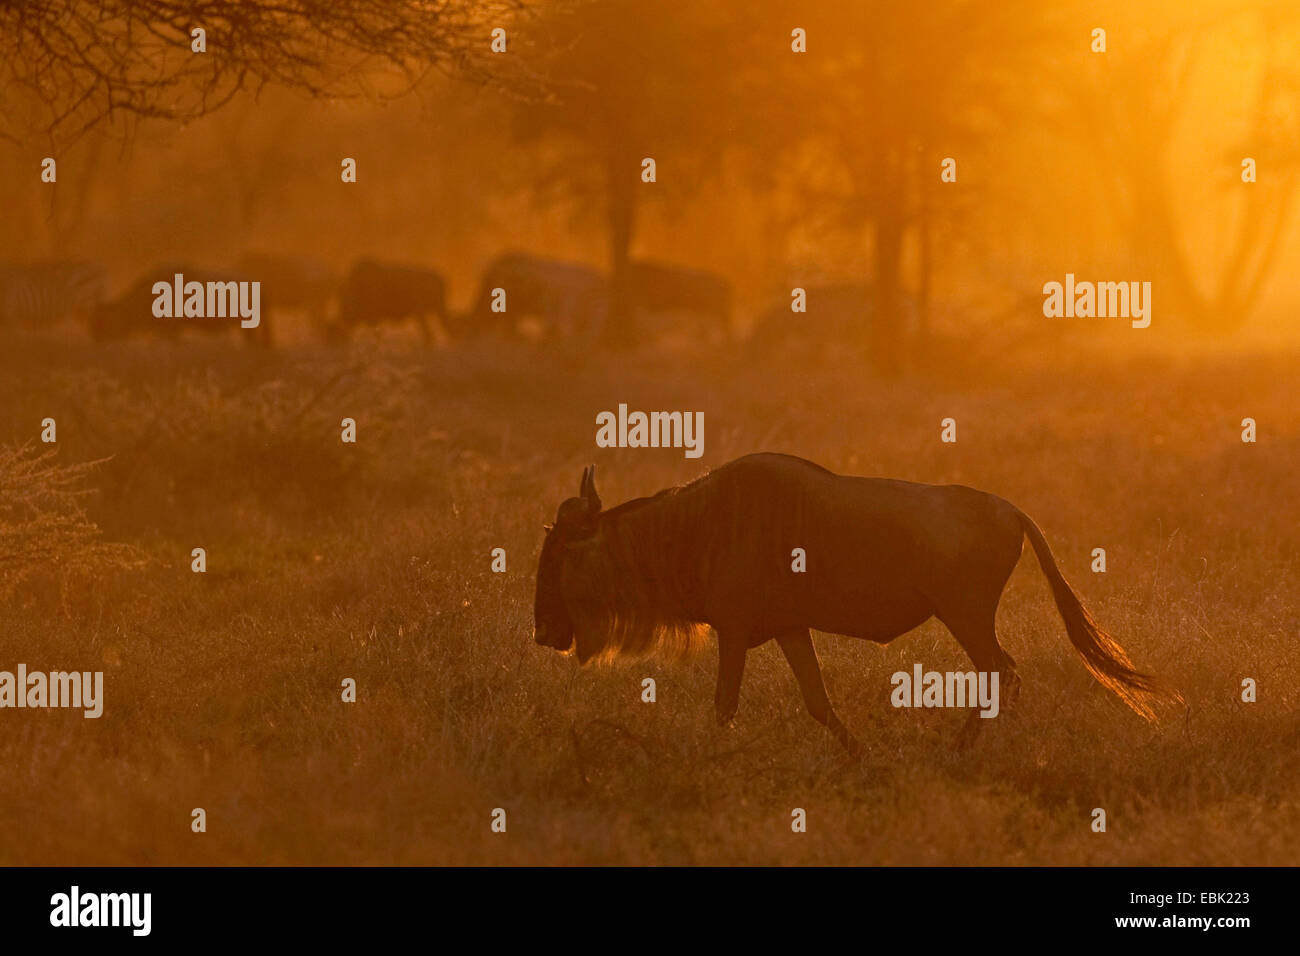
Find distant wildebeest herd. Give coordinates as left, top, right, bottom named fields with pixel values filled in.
left=0, top=253, right=913, bottom=350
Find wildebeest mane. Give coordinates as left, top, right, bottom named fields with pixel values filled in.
left=572, top=473, right=717, bottom=665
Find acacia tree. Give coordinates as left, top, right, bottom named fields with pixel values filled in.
left=1056, top=7, right=1300, bottom=331
left=504, top=0, right=760, bottom=343
left=780, top=0, right=1057, bottom=371
left=0, top=0, right=526, bottom=145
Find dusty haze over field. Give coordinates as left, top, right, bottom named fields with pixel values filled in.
left=1, top=0, right=1298, bottom=864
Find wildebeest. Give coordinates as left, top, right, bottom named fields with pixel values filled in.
left=534, top=454, right=1180, bottom=754
left=622, top=259, right=732, bottom=341
left=333, top=258, right=447, bottom=343
left=237, top=251, right=336, bottom=332
left=90, top=263, right=271, bottom=346
left=0, top=258, right=105, bottom=329
left=457, top=251, right=610, bottom=341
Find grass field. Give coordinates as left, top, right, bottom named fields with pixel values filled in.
left=2, top=326, right=1297, bottom=865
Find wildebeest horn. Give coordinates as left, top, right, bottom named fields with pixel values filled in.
left=580, top=464, right=600, bottom=513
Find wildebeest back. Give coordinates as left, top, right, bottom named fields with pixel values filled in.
left=238, top=252, right=336, bottom=309
left=622, top=259, right=732, bottom=329
left=92, top=263, right=264, bottom=340
left=337, top=259, right=447, bottom=327
left=583, top=453, right=1024, bottom=642
left=462, top=251, right=609, bottom=339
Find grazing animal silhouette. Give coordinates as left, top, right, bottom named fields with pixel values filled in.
left=534, top=454, right=1180, bottom=754
left=622, top=259, right=732, bottom=340
left=334, top=259, right=447, bottom=343
left=458, top=251, right=609, bottom=341
left=237, top=252, right=336, bottom=333
left=90, top=263, right=271, bottom=347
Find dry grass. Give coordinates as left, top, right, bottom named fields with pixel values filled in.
left=1, top=327, right=1297, bottom=865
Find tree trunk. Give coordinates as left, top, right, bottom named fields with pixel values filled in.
left=872, top=195, right=905, bottom=375
left=49, top=129, right=106, bottom=257
left=605, top=150, right=638, bottom=346
left=917, top=197, right=933, bottom=350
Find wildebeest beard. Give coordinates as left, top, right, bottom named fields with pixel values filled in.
left=565, top=483, right=715, bottom=665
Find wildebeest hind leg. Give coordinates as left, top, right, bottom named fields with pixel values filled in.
left=776, top=629, right=862, bottom=757
left=714, top=633, right=748, bottom=727
left=941, top=610, right=1019, bottom=750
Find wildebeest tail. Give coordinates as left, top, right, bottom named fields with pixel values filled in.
left=1014, top=507, right=1182, bottom=721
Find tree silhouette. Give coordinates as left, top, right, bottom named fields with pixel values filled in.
left=779, top=0, right=1053, bottom=371
left=1060, top=9, right=1300, bottom=331
left=0, top=0, right=524, bottom=144
left=505, top=0, right=755, bottom=343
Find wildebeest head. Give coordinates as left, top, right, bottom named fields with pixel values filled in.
left=534, top=465, right=602, bottom=659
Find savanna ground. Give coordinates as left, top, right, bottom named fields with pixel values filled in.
left=1, top=323, right=1297, bottom=865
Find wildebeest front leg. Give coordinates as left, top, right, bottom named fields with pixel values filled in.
left=777, top=629, right=863, bottom=757
left=714, top=634, right=747, bottom=727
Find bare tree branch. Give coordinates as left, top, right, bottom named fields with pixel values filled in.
left=0, top=0, right=529, bottom=145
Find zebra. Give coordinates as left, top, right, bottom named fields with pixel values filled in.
left=0, top=259, right=105, bottom=329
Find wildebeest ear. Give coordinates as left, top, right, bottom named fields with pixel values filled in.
left=580, top=464, right=601, bottom=513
